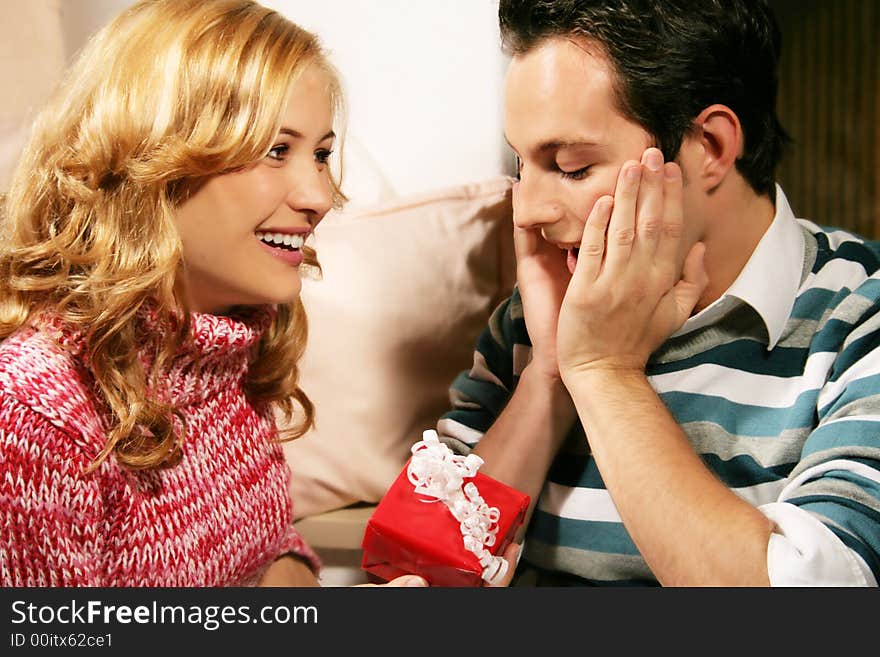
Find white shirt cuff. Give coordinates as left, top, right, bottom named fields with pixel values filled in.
left=760, top=502, right=876, bottom=586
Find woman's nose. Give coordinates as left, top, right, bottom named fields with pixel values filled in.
left=286, top=163, right=333, bottom=224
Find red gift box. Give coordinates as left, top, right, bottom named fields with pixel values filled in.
left=361, top=432, right=530, bottom=587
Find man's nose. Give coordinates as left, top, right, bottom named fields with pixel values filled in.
left=512, top=171, right=564, bottom=230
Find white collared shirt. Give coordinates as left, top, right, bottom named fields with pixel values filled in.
left=671, top=185, right=805, bottom=350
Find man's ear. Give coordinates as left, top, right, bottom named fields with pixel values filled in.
left=682, top=104, right=743, bottom=193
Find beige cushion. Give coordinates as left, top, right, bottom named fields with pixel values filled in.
left=283, top=177, right=515, bottom=520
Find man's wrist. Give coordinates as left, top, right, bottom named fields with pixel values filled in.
left=561, top=364, right=652, bottom=416
left=519, top=362, right=578, bottom=428
left=521, top=360, right=569, bottom=393
left=560, top=360, right=647, bottom=388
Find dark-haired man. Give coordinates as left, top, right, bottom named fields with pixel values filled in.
left=438, top=0, right=879, bottom=585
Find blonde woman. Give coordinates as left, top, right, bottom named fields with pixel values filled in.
left=0, top=0, right=424, bottom=587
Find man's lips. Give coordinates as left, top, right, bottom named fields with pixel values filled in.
left=547, top=240, right=581, bottom=274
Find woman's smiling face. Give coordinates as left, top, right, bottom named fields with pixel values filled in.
left=176, top=65, right=335, bottom=315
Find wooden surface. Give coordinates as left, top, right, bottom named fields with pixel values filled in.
left=772, top=0, right=880, bottom=237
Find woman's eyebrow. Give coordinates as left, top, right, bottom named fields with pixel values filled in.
left=278, top=128, right=336, bottom=141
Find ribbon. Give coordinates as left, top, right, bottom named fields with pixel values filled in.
left=406, top=429, right=509, bottom=585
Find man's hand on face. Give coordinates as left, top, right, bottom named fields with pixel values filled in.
left=556, top=148, right=708, bottom=380
left=512, top=182, right=573, bottom=382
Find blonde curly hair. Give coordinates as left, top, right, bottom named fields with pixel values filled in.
left=0, top=0, right=345, bottom=471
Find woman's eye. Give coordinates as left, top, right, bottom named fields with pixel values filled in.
left=315, top=149, right=333, bottom=165
left=514, top=155, right=522, bottom=181
left=266, top=144, right=289, bottom=161
left=559, top=165, right=591, bottom=181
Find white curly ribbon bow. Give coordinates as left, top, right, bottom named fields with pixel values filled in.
left=406, top=429, right=508, bottom=585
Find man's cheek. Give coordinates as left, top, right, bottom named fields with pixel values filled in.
left=581, top=193, right=607, bottom=222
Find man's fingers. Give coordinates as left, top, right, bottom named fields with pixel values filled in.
left=655, top=162, right=685, bottom=268
left=575, top=195, right=613, bottom=283
left=513, top=223, right=542, bottom=261
left=487, top=542, right=522, bottom=587
left=605, top=160, right=640, bottom=272
left=633, top=148, right=665, bottom=264
left=511, top=180, right=532, bottom=259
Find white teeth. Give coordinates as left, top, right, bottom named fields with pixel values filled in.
left=255, top=231, right=305, bottom=249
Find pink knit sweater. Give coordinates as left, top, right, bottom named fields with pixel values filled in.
left=0, top=308, right=320, bottom=586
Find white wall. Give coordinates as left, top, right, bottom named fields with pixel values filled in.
left=262, top=0, right=511, bottom=199
left=55, top=0, right=513, bottom=202
left=59, top=0, right=128, bottom=60
left=0, top=0, right=65, bottom=190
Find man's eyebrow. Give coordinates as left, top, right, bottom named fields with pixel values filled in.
left=504, top=135, right=603, bottom=153
left=536, top=139, right=602, bottom=152
left=279, top=128, right=336, bottom=141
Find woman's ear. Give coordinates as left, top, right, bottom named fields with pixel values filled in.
left=681, top=104, right=743, bottom=193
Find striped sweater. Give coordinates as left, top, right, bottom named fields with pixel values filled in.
left=439, top=189, right=880, bottom=586
left=0, top=307, right=319, bottom=586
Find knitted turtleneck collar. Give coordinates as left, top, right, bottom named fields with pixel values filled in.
left=160, top=306, right=275, bottom=360
left=37, top=305, right=277, bottom=407
left=150, top=306, right=276, bottom=407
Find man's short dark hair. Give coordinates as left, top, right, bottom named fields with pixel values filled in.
left=499, top=0, right=790, bottom=198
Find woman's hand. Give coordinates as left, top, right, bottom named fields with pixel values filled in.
left=261, top=554, right=429, bottom=587
left=357, top=543, right=521, bottom=588
left=258, top=554, right=321, bottom=586
left=355, top=575, right=428, bottom=587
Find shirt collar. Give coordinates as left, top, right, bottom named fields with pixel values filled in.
left=671, top=185, right=805, bottom=350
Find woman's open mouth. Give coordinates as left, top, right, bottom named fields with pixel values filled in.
left=256, top=231, right=305, bottom=266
